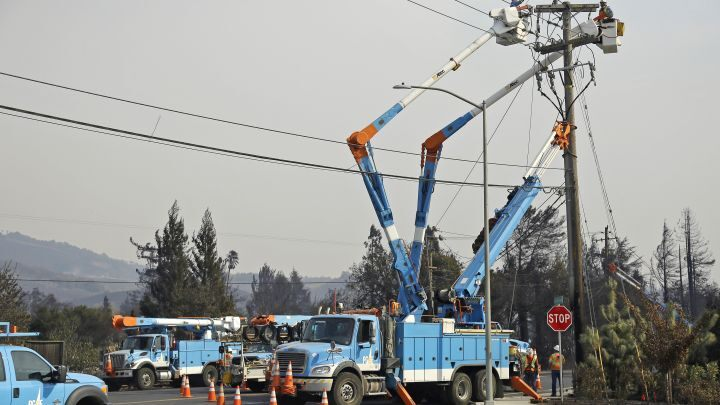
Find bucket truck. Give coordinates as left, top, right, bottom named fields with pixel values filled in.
left=272, top=8, right=620, bottom=404
left=102, top=315, right=244, bottom=391
left=1, top=322, right=109, bottom=405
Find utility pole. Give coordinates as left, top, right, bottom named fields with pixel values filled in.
left=535, top=1, right=598, bottom=366
left=678, top=245, right=685, bottom=312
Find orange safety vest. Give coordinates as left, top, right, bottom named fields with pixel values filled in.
left=549, top=353, right=564, bottom=371
left=525, top=354, right=537, bottom=372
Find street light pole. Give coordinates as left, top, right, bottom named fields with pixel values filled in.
left=393, top=83, right=493, bottom=403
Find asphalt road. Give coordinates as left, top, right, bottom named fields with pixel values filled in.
left=108, top=372, right=572, bottom=405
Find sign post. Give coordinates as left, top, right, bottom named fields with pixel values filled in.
left=547, top=305, right=573, bottom=401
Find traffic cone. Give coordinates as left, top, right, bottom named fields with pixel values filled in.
left=208, top=378, right=217, bottom=402
left=217, top=383, right=225, bottom=405
left=180, top=375, right=186, bottom=395
left=269, top=387, right=278, bottom=405
left=271, top=359, right=281, bottom=391
left=320, top=389, right=329, bottom=405
left=281, top=361, right=296, bottom=396
left=536, top=366, right=542, bottom=390
left=233, top=385, right=242, bottom=405
left=183, top=376, right=193, bottom=398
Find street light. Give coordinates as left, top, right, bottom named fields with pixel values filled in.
left=393, top=83, right=494, bottom=404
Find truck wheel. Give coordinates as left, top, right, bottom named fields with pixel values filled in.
left=446, top=372, right=472, bottom=405
left=329, top=372, right=363, bottom=405
left=135, top=367, right=156, bottom=390
left=202, top=364, right=219, bottom=387
left=471, top=369, right=497, bottom=402
left=247, top=380, right=267, bottom=393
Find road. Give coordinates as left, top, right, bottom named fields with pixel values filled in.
left=108, top=372, right=572, bottom=405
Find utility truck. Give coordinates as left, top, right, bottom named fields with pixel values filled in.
left=274, top=4, right=622, bottom=405
left=102, top=315, right=243, bottom=390
left=0, top=322, right=109, bottom=405
left=222, top=315, right=310, bottom=391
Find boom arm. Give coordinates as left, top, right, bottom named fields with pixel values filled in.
left=112, top=315, right=243, bottom=332
left=408, top=20, right=598, bottom=272
left=347, top=7, right=529, bottom=320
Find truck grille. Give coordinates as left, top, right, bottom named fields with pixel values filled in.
left=276, top=352, right=306, bottom=374
left=111, top=354, right=126, bottom=369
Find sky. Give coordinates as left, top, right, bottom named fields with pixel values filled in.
left=0, top=1, right=717, bottom=284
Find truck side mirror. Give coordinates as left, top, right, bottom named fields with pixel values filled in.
left=219, top=346, right=225, bottom=354
left=369, top=325, right=376, bottom=344
left=55, top=366, right=67, bottom=383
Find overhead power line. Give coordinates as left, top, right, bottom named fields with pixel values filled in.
left=0, top=105, right=560, bottom=190
left=17, top=278, right=354, bottom=285
left=0, top=70, right=563, bottom=172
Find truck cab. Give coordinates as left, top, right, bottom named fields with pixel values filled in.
left=105, top=333, right=170, bottom=389
left=1, top=323, right=108, bottom=405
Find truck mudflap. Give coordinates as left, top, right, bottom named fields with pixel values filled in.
left=293, top=377, right=333, bottom=393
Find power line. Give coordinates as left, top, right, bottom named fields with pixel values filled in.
left=17, top=278, right=355, bottom=285
left=0, top=106, right=558, bottom=190
left=406, top=0, right=491, bottom=33
left=0, top=70, right=563, bottom=172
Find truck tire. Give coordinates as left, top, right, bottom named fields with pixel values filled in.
left=247, top=380, right=267, bottom=393
left=329, top=372, right=363, bottom=405
left=135, top=367, right=156, bottom=390
left=202, top=364, right=219, bottom=387
left=471, top=369, right=497, bottom=402
left=445, top=372, right=472, bottom=405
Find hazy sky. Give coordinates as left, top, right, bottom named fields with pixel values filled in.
left=0, top=1, right=717, bottom=284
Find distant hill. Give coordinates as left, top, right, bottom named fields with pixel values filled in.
left=0, top=232, right=350, bottom=311
left=0, top=232, right=140, bottom=308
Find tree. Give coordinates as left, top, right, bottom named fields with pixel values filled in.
left=136, top=201, right=195, bottom=317
left=286, top=269, right=311, bottom=314
left=0, top=262, right=29, bottom=328
left=679, top=208, right=715, bottom=317
left=347, top=225, right=397, bottom=309
left=652, top=221, right=677, bottom=304
left=419, top=227, right=462, bottom=313
left=190, top=209, right=236, bottom=316
left=246, top=264, right=294, bottom=315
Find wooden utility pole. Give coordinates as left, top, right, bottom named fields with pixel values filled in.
left=535, top=2, right=599, bottom=366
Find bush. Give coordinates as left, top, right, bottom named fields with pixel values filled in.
left=577, top=362, right=606, bottom=401
left=677, top=362, right=720, bottom=404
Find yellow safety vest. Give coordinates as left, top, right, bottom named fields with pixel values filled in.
left=525, top=355, right=537, bottom=372
left=549, top=353, right=564, bottom=370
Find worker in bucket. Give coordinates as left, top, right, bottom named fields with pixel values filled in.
left=549, top=344, right=565, bottom=397
left=523, top=345, right=538, bottom=389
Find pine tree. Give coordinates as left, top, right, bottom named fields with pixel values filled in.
left=347, top=225, right=396, bottom=309
left=286, top=269, right=311, bottom=314
left=137, top=201, right=195, bottom=317
left=0, top=262, right=29, bottom=328
left=191, top=209, right=236, bottom=316
left=652, top=221, right=677, bottom=304
left=246, top=264, right=292, bottom=314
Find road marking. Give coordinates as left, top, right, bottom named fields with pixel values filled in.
left=112, top=398, right=194, bottom=404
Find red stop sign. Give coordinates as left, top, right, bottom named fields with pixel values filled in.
left=547, top=305, right=573, bottom=332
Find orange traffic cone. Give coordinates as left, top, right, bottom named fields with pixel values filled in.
left=233, top=385, right=242, bottom=405
left=320, top=389, right=329, bottom=405
left=536, top=365, right=542, bottom=390
left=271, top=359, right=281, bottom=391
left=269, top=387, right=278, bottom=405
left=281, top=361, right=296, bottom=396
left=183, top=376, right=193, bottom=398
left=104, top=356, right=114, bottom=376
left=217, top=383, right=225, bottom=405
left=208, top=378, right=217, bottom=402
left=180, top=375, right=186, bottom=395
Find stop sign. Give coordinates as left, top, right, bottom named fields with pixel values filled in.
left=547, top=305, right=573, bottom=332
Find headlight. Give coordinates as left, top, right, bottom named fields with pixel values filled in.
left=101, top=385, right=108, bottom=393
left=312, top=366, right=332, bottom=375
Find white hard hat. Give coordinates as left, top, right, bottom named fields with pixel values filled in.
left=554, top=345, right=560, bottom=352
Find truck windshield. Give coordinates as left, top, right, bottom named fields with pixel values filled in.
left=302, top=318, right=355, bottom=346
left=246, top=343, right=272, bottom=353
left=122, top=336, right=154, bottom=351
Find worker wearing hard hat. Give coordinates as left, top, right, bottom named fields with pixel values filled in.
left=549, top=345, right=565, bottom=397
left=523, top=346, right=538, bottom=389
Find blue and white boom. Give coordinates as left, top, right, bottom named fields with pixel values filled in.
left=346, top=5, right=529, bottom=320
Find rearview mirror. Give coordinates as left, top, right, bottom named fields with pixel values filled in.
left=55, top=366, right=67, bottom=383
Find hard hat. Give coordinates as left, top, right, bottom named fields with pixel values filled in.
left=554, top=345, right=560, bottom=352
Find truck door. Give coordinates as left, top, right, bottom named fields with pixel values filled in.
left=0, top=352, right=11, bottom=404
left=356, top=320, right=380, bottom=371
left=9, top=349, right=64, bottom=405
left=152, top=336, right=169, bottom=368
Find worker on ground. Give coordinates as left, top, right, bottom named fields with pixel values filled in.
left=523, top=345, right=538, bottom=389
left=549, top=345, right=565, bottom=397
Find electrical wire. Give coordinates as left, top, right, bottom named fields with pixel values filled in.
left=406, top=0, right=491, bottom=33
left=0, top=106, right=559, bottom=190
left=17, top=278, right=355, bottom=285
left=0, top=71, right=564, bottom=172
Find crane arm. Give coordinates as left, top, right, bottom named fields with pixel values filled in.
left=112, top=315, right=244, bottom=332
left=348, top=7, right=529, bottom=320
left=407, top=20, right=598, bottom=271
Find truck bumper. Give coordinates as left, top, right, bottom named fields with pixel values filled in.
left=294, top=377, right=333, bottom=393
left=104, top=369, right=133, bottom=379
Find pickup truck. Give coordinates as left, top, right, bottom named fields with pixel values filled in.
left=1, top=322, right=109, bottom=405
